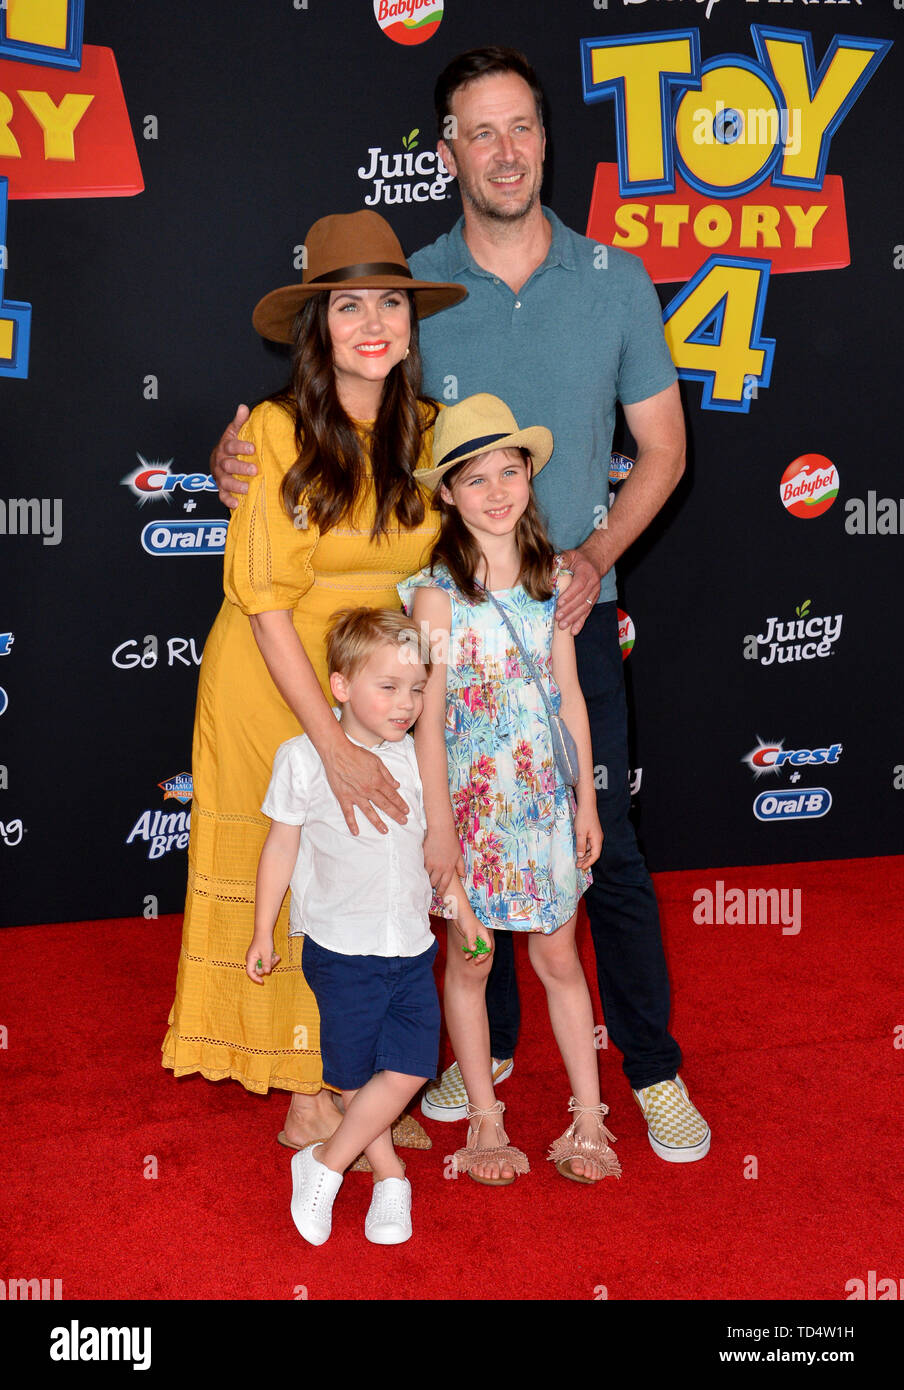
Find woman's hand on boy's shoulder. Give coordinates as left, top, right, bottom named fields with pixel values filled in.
left=322, top=735, right=409, bottom=834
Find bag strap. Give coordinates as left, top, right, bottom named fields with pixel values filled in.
left=478, top=583, right=558, bottom=724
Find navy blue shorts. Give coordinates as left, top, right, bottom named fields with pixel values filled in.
left=302, top=936, right=440, bottom=1091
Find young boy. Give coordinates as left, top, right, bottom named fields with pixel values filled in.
left=245, top=607, right=440, bottom=1247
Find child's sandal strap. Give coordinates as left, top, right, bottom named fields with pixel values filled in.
left=547, top=1096, right=622, bottom=1178
left=452, top=1099, right=530, bottom=1175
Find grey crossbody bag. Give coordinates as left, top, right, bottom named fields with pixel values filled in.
left=479, top=585, right=581, bottom=788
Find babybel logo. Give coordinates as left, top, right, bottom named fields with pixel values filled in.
left=779, top=454, right=839, bottom=519
left=617, top=608, right=634, bottom=660
left=373, top=0, right=443, bottom=46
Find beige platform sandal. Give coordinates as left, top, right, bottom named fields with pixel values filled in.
left=547, top=1096, right=621, bottom=1183
left=453, top=1100, right=530, bottom=1186
left=278, top=1112, right=429, bottom=1172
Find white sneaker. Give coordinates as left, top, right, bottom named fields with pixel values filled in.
left=365, top=1176, right=413, bottom=1245
left=421, top=1058, right=514, bottom=1122
left=290, top=1142, right=343, bottom=1245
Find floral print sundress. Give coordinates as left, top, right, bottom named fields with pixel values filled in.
left=398, top=560, right=591, bottom=934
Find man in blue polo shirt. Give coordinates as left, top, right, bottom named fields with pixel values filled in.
left=213, top=46, right=710, bottom=1167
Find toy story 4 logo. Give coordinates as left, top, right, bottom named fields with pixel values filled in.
left=0, top=0, right=143, bottom=378
left=582, top=26, right=890, bottom=412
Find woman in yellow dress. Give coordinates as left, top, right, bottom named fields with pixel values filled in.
left=162, top=211, right=465, bottom=1147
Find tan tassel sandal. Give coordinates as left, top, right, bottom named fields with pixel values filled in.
left=547, top=1097, right=622, bottom=1183
left=452, top=1099, right=530, bottom=1186
left=277, top=1112, right=430, bottom=1172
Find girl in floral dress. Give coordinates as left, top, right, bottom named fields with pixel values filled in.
left=399, top=394, right=621, bottom=1186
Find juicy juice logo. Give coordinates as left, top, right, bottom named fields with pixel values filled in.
left=373, top=0, right=443, bottom=46
left=357, top=128, right=453, bottom=207
left=581, top=27, right=890, bottom=413
left=744, top=598, right=843, bottom=667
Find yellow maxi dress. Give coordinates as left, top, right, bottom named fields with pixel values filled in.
left=162, top=399, right=439, bottom=1093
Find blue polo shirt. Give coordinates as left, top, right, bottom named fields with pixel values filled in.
left=410, top=207, right=677, bottom=604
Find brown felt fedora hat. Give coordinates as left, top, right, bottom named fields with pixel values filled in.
left=252, top=209, right=466, bottom=343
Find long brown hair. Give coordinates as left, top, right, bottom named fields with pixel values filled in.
left=429, top=450, right=557, bottom=603
left=272, top=291, right=436, bottom=540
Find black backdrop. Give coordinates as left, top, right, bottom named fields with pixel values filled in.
left=2, top=0, right=902, bottom=927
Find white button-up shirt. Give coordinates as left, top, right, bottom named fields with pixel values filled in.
left=261, top=724, right=434, bottom=958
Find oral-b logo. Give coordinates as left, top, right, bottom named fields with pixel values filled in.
left=753, top=788, right=831, bottom=821
left=140, top=520, right=227, bottom=555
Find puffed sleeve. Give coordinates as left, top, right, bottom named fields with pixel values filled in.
left=223, top=400, right=320, bottom=614
left=397, top=562, right=456, bottom=615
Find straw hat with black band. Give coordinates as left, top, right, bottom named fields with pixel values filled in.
left=252, top=209, right=467, bottom=343
left=416, top=393, right=554, bottom=492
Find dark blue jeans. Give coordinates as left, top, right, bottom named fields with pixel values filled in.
left=486, top=601, right=682, bottom=1091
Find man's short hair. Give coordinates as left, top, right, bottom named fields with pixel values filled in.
left=434, top=45, right=546, bottom=139
left=326, top=607, right=431, bottom=680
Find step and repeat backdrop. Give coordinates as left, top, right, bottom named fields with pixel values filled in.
left=2, top=0, right=902, bottom=926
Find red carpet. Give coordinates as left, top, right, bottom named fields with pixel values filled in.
left=2, top=856, right=902, bottom=1302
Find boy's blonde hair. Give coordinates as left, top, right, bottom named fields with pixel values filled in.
left=326, top=607, right=431, bottom=680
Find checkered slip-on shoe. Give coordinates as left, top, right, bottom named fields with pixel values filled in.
left=632, top=1075, right=711, bottom=1163
left=420, top=1058, right=513, bottom=1122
